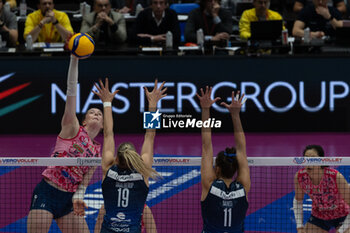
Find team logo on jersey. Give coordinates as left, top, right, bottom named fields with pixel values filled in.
left=116, top=212, right=126, bottom=220
left=143, top=110, right=162, bottom=129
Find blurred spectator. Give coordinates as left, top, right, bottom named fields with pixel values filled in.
left=133, top=0, right=180, bottom=46
left=0, top=0, right=17, bottom=46
left=80, top=0, right=127, bottom=45
left=184, top=0, right=232, bottom=43
left=111, top=0, right=149, bottom=14
left=220, top=0, right=236, bottom=15
left=293, top=0, right=346, bottom=15
left=4, top=0, right=16, bottom=10
left=239, top=0, right=283, bottom=40
left=292, top=0, right=343, bottom=38
left=23, top=0, right=73, bottom=42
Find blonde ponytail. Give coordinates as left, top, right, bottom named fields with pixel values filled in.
left=117, top=142, right=161, bottom=179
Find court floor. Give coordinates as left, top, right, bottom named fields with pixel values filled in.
left=0, top=132, right=349, bottom=233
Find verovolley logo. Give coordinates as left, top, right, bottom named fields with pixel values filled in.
left=293, top=157, right=306, bottom=164
left=305, top=157, right=343, bottom=164
left=0, top=158, right=38, bottom=165
left=0, top=73, right=42, bottom=117
left=293, top=157, right=343, bottom=165
left=154, top=158, right=191, bottom=165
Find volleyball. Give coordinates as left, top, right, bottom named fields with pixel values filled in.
left=68, top=33, right=95, bottom=58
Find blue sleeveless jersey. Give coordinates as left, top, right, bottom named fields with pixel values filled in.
left=201, top=179, right=248, bottom=233
left=102, top=165, right=149, bottom=233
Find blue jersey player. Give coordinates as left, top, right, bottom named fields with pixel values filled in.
left=93, top=78, right=166, bottom=233
left=196, top=87, right=251, bottom=233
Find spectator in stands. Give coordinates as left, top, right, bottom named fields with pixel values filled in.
left=111, top=0, right=149, bottom=15
left=220, top=0, right=236, bottom=16
left=239, top=0, right=283, bottom=40
left=80, top=0, right=127, bottom=45
left=0, top=0, right=17, bottom=46
left=23, top=0, right=73, bottom=43
left=293, top=0, right=346, bottom=15
left=4, top=0, right=16, bottom=10
left=292, top=0, right=343, bottom=39
left=184, top=0, right=232, bottom=43
left=132, top=0, right=180, bottom=46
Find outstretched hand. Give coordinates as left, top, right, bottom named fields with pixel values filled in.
left=144, top=79, right=167, bottom=108
left=73, top=199, right=87, bottom=217
left=196, top=86, right=221, bottom=109
left=220, top=91, right=246, bottom=115
left=93, top=78, right=119, bottom=103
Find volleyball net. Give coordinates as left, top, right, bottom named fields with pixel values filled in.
left=0, top=156, right=349, bottom=233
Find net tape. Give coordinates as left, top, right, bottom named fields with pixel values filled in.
left=0, top=156, right=346, bottom=166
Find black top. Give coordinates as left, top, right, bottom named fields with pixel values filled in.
left=111, top=0, right=150, bottom=15
left=102, top=165, right=149, bottom=232
left=201, top=179, right=248, bottom=233
left=295, top=0, right=343, bottom=7
left=132, top=7, right=181, bottom=46
left=297, top=5, right=342, bottom=36
left=184, top=7, right=233, bottom=43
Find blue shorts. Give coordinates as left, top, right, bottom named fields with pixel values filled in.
left=29, top=179, right=74, bottom=219
left=308, top=215, right=347, bottom=231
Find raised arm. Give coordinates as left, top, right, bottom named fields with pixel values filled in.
left=93, top=78, right=119, bottom=175
left=337, top=172, right=350, bottom=205
left=141, top=80, right=167, bottom=169
left=58, top=55, right=81, bottom=139
left=196, top=86, right=221, bottom=192
left=72, top=165, right=97, bottom=216
left=337, top=172, right=350, bottom=233
left=293, top=172, right=305, bottom=233
left=221, top=91, right=250, bottom=193
left=143, top=205, right=157, bottom=233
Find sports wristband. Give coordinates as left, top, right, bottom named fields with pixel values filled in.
left=52, top=20, right=59, bottom=25
left=293, top=198, right=303, bottom=228
left=103, top=102, right=112, bottom=108
left=327, top=15, right=334, bottom=22
left=338, top=214, right=350, bottom=233
left=38, top=22, right=44, bottom=29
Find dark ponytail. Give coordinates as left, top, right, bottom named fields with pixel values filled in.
left=303, top=145, right=324, bottom=157
left=303, top=144, right=327, bottom=168
left=215, top=147, right=238, bottom=179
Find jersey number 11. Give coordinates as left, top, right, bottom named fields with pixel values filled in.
left=223, top=208, right=232, bottom=227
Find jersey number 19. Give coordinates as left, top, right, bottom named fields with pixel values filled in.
left=117, top=188, right=129, bottom=207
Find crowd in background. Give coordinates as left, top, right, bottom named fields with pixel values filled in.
left=0, top=0, right=349, bottom=49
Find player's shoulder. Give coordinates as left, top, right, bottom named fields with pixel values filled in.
left=325, top=167, right=338, bottom=176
